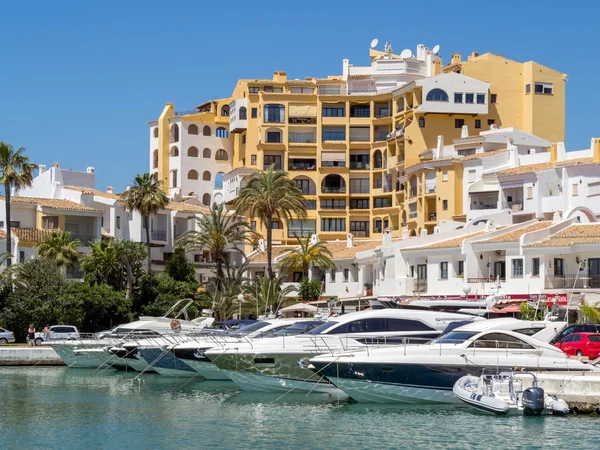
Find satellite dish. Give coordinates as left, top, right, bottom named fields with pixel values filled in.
left=370, top=38, right=379, bottom=49
left=432, top=45, right=440, bottom=54
left=400, top=49, right=413, bottom=58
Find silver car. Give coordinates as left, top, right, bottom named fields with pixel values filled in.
left=0, top=328, right=16, bottom=344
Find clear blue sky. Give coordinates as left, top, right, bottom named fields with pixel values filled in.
left=1, top=1, right=597, bottom=191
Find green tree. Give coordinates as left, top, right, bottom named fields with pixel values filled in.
left=296, top=277, right=323, bottom=302
left=36, top=230, right=81, bottom=268
left=203, top=263, right=249, bottom=320
left=234, top=167, right=306, bottom=279
left=81, top=240, right=122, bottom=289
left=122, top=173, right=169, bottom=273
left=166, top=246, right=196, bottom=282
left=279, top=235, right=334, bottom=278
left=246, top=274, right=296, bottom=317
left=176, top=202, right=251, bottom=280
left=139, top=272, right=199, bottom=317
left=0, top=142, right=37, bottom=266
left=114, top=239, right=147, bottom=299
left=580, top=303, right=600, bottom=323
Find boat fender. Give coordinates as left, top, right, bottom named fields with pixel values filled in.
left=170, top=319, right=181, bottom=331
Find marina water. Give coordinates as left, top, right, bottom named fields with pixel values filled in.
left=1, top=367, right=597, bottom=450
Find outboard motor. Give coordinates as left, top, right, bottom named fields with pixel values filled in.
left=522, top=386, right=545, bottom=416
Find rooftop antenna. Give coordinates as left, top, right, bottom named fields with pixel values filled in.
left=384, top=40, right=393, bottom=56
left=400, top=48, right=412, bottom=59
left=432, top=44, right=440, bottom=54
left=370, top=38, right=379, bottom=49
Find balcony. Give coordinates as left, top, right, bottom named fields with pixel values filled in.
left=288, top=117, right=317, bottom=125
left=318, top=86, right=344, bottom=95
left=414, top=279, right=427, bottom=293
left=151, top=230, right=167, bottom=241
left=425, top=186, right=436, bottom=194
left=289, top=132, right=316, bottom=143
left=409, top=187, right=418, bottom=197
left=321, top=186, right=346, bottom=194
left=322, top=132, right=346, bottom=141
left=409, top=211, right=418, bottom=219
left=374, top=131, right=388, bottom=141
left=427, top=212, right=437, bottom=222
left=288, top=229, right=316, bottom=238
left=288, top=159, right=316, bottom=171
left=349, top=161, right=370, bottom=170
left=303, top=200, right=317, bottom=210
left=471, top=203, right=498, bottom=210
left=374, top=199, right=392, bottom=209
left=321, top=161, right=346, bottom=168
left=467, top=277, right=506, bottom=284
left=545, top=274, right=600, bottom=289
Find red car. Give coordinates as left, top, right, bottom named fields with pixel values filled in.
left=554, top=332, right=600, bottom=359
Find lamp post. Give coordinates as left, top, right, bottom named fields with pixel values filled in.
left=237, top=293, right=244, bottom=319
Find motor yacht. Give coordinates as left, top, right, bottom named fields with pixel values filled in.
left=204, top=309, right=484, bottom=393
left=308, top=319, right=595, bottom=404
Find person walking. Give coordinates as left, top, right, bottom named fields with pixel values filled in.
left=28, top=324, right=36, bottom=347
left=42, top=324, right=49, bottom=341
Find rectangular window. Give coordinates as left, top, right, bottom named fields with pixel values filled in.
left=321, top=218, right=346, bottom=232
left=42, top=216, right=59, bottom=230
left=266, top=131, right=281, bottom=143
left=525, top=84, right=531, bottom=94
left=349, top=199, right=369, bottom=209
left=475, top=119, right=481, bottom=129
left=251, top=108, right=258, bottom=118
left=343, top=268, right=349, bottom=283
left=535, top=83, right=553, bottom=95
left=290, top=86, right=313, bottom=94
left=251, top=155, right=257, bottom=165
left=374, top=197, right=392, bottom=208
left=251, top=220, right=256, bottom=231
left=532, top=258, right=540, bottom=277
left=374, top=219, right=382, bottom=233
left=350, top=105, right=370, bottom=117
left=249, top=87, right=259, bottom=93
left=455, top=119, right=464, bottom=128
left=322, top=127, right=346, bottom=141
left=490, top=94, right=497, bottom=104
left=443, top=200, right=448, bottom=210
left=465, top=93, right=474, bottom=104
left=288, top=219, right=316, bottom=238
left=454, top=93, right=463, bottom=103
left=467, top=169, right=477, bottom=183
left=458, top=260, right=464, bottom=277
left=330, top=269, right=336, bottom=282
left=295, top=179, right=310, bottom=195
left=264, top=155, right=282, bottom=170
left=554, top=258, right=564, bottom=276
left=264, top=104, right=284, bottom=123
left=293, top=272, right=303, bottom=282
left=322, top=107, right=345, bottom=117
left=527, top=186, right=533, bottom=199
left=512, top=259, right=524, bottom=277
left=19, top=251, right=25, bottom=264
left=440, top=262, right=448, bottom=280
left=589, top=181, right=600, bottom=197
left=172, top=170, right=177, bottom=188
left=320, top=199, right=346, bottom=209
left=476, top=94, right=485, bottom=104
left=457, top=148, right=477, bottom=157
left=350, top=178, right=370, bottom=194
left=487, top=119, right=495, bottom=126
left=350, top=221, right=369, bottom=237
left=242, top=135, right=246, bottom=144
left=194, top=254, right=202, bottom=263
left=442, top=170, right=448, bottom=182
left=263, top=86, right=282, bottom=93
left=10, top=221, right=20, bottom=229
left=272, top=221, right=281, bottom=229
left=572, top=183, right=579, bottom=196
left=116, top=216, right=121, bottom=230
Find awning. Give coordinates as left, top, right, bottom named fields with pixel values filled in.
left=322, top=151, right=346, bottom=162
left=289, top=104, right=316, bottom=117
left=289, top=154, right=316, bottom=159
left=501, top=181, right=524, bottom=189
left=279, top=303, right=318, bottom=313
left=469, top=178, right=500, bottom=194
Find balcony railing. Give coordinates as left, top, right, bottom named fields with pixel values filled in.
left=151, top=230, right=167, bottom=241
left=288, top=162, right=316, bottom=171
left=303, top=200, right=317, bottom=210
left=409, top=211, right=418, bottom=219
left=288, top=229, right=316, bottom=238
left=322, top=132, right=346, bottom=141
left=288, top=117, right=317, bottom=125
left=321, top=186, right=346, bottom=193
left=471, top=204, right=498, bottom=210
left=351, top=230, right=369, bottom=237
left=374, top=200, right=392, bottom=208
left=349, top=135, right=370, bottom=142
left=428, top=213, right=437, bottom=221
left=414, top=279, right=427, bottom=293
left=289, top=132, right=316, bottom=143
left=425, top=186, right=436, bottom=194
left=349, top=162, right=370, bottom=170
left=468, top=277, right=506, bottom=284
left=375, top=131, right=388, bottom=141
left=545, top=274, right=600, bottom=289
left=321, top=161, right=346, bottom=168
left=383, top=185, right=393, bottom=193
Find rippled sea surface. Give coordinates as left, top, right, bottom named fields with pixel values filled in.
left=0, top=367, right=597, bottom=449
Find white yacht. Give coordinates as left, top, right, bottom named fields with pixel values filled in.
left=308, top=319, right=596, bottom=403
left=204, top=309, right=484, bottom=393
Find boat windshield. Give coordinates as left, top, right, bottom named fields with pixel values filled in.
left=432, top=331, right=477, bottom=345
left=307, top=321, right=339, bottom=335
left=273, top=321, right=325, bottom=336
left=228, top=322, right=271, bottom=336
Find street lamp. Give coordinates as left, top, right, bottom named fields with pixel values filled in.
left=237, top=293, right=244, bottom=319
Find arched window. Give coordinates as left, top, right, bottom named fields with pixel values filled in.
left=426, top=89, right=449, bottom=102
left=203, top=148, right=211, bottom=159
left=153, top=128, right=158, bottom=138
left=170, top=146, right=179, bottom=157
left=221, top=105, right=230, bottom=116
left=187, top=146, right=199, bottom=157
left=321, top=174, right=346, bottom=193
left=188, top=124, right=199, bottom=135
left=202, top=193, right=211, bottom=206
left=170, top=124, right=179, bottom=142
left=418, top=116, right=425, bottom=128
left=152, top=149, right=158, bottom=169
left=215, top=149, right=228, bottom=161
left=216, top=127, right=228, bottom=138
left=188, top=170, right=199, bottom=180
left=239, top=107, right=247, bottom=120
left=203, top=125, right=211, bottom=136
left=373, top=150, right=383, bottom=169
left=215, top=172, right=224, bottom=189
left=202, top=171, right=211, bottom=181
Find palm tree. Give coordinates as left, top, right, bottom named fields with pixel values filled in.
left=122, top=173, right=169, bottom=273
left=279, top=235, right=335, bottom=279
left=114, top=239, right=147, bottom=299
left=81, top=240, right=122, bottom=289
left=203, top=262, right=250, bottom=321
left=246, top=275, right=296, bottom=317
left=36, top=230, right=81, bottom=268
left=176, top=202, right=252, bottom=280
left=0, top=142, right=37, bottom=266
left=0, top=252, right=27, bottom=292
left=234, top=167, right=306, bottom=279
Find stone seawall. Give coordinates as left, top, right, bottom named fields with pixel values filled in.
left=0, top=347, right=64, bottom=366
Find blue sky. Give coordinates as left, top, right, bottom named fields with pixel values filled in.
left=0, top=1, right=598, bottom=191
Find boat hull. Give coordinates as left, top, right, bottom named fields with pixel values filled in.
left=138, top=347, right=196, bottom=377
left=225, top=369, right=344, bottom=395
left=182, top=359, right=229, bottom=380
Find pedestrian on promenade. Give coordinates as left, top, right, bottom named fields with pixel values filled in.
left=43, top=324, right=49, bottom=341
left=28, top=324, right=36, bottom=347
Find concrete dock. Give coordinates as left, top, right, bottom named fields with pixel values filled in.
left=0, top=346, right=64, bottom=366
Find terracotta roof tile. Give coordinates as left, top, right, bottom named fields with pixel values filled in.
left=347, top=74, right=373, bottom=80
left=165, top=202, right=211, bottom=214
left=11, top=228, right=54, bottom=243
left=474, top=221, right=552, bottom=244
left=323, top=240, right=381, bottom=259
left=498, top=157, right=600, bottom=176
left=64, top=186, right=123, bottom=200
left=405, top=231, right=486, bottom=251
left=247, top=246, right=295, bottom=263
left=461, top=149, right=509, bottom=161
left=0, top=196, right=103, bottom=212
left=525, top=224, right=600, bottom=248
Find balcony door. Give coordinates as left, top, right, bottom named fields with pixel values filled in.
left=493, top=261, right=505, bottom=280
left=590, top=259, right=600, bottom=288
left=417, top=264, right=427, bottom=280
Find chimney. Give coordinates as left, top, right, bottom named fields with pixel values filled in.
left=346, top=233, right=354, bottom=248
left=382, top=229, right=392, bottom=245
left=420, top=229, right=428, bottom=237
left=490, top=124, right=498, bottom=130
left=52, top=161, right=60, bottom=168
left=86, top=167, right=95, bottom=174
left=258, top=239, right=266, bottom=252
left=550, top=143, right=558, bottom=163
left=434, top=135, right=444, bottom=159
left=468, top=51, right=479, bottom=61
left=432, top=59, right=441, bottom=76
left=509, top=140, right=519, bottom=167
left=106, top=186, right=114, bottom=194
left=484, top=220, right=496, bottom=232
left=592, top=138, right=600, bottom=163
left=433, top=226, right=441, bottom=234
left=451, top=54, right=462, bottom=65
left=557, top=142, right=566, bottom=162
left=461, top=125, right=469, bottom=138
left=273, top=71, right=287, bottom=82
left=38, top=164, right=47, bottom=174
left=342, top=59, right=350, bottom=79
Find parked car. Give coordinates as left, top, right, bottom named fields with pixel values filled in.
left=554, top=332, right=600, bottom=359
left=30, top=325, right=80, bottom=345
left=0, top=328, right=15, bottom=344
left=549, top=324, right=600, bottom=344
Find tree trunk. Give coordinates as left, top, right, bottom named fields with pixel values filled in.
left=266, top=219, right=273, bottom=279
left=5, top=182, right=12, bottom=267
left=125, top=264, right=133, bottom=299
left=144, top=215, right=151, bottom=274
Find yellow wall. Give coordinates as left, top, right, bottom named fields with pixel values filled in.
left=157, top=103, right=175, bottom=191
